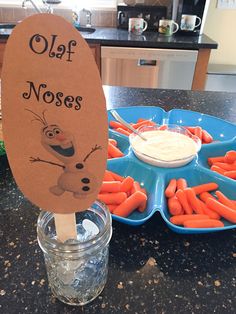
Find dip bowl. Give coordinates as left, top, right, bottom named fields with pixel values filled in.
left=129, top=124, right=201, bottom=168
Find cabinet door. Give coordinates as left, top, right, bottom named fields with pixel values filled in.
left=0, top=42, right=6, bottom=77
left=89, top=43, right=101, bottom=74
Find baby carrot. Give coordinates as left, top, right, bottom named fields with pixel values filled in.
left=224, top=170, right=236, bottom=179
left=121, top=176, right=135, bottom=193
left=225, top=150, right=236, bottom=163
left=109, top=121, right=121, bottom=129
left=185, top=188, right=204, bottom=214
left=165, top=179, right=177, bottom=198
left=137, top=118, right=147, bottom=123
left=206, top=198, right=236, bottom=223
left=208, top=156, right=225, bottom=166
left=213, top=162, right=236, bottom=171
left=158, top=125, right=168, bottom=130
left=183, top=219, right=224, bottom=228
left=132, top=120, right=156, bottom=129
left=108, top=142, right=124, bottom=158
left=199, top=191, right=215, bottom=202
left=106, top=204, right=117, bottom=214
left=202, top=129, right=213, bottom=144
left=192, top=182, right=218, bottom=195
left=194, top=126, right=203, bottom=141
left=175, top=189, right=193, bottom=215
left=131, top=181, right=142, bottom=194
left=137, top=197, right=147, bottom=213
left=186, top=126, right=196, bottom=133
left=109, top=121, right=129, bottom=131
left=108, top=170, right=124, bottom=182
left=113, top=191, right=147, bottom=218
left=198, top=198, right=220, bottom=220
left=108, top=138, right=117, bottom=146
left=103, top=170, right=115, bottom=181
left=215, top=191, right=236, bottom=210
left=168, top=196, right=183, bottom=216
left=141, top=187, right=147, bottom=195
left=177, top=178, right=188, bottom=191
left=100, top=181, right=122, bottom=193
left=211, top=165, right=226, bottom=175
left=130, top=182, right=147, bottom=201
left=170, top=214, right=209, bottom=225
left=115, top=128, right=131, bottom=136
left=98, top=192, right=127, bottom=205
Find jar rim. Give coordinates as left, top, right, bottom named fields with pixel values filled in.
left=37, top=200, right=112, bottom=255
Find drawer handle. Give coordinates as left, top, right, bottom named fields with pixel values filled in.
left=138, top=59, right=157, bottom=66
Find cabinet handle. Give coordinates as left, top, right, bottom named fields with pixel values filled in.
left=138, top=59, right=157, bottom=66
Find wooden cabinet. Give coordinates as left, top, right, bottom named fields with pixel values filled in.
left=0, top=41, right=101, bottom=76
left=89, top=43, right=101, bottom=73
left=191, top=49, right=211, bottom=90
left=0, top=42, right=6, bottom=77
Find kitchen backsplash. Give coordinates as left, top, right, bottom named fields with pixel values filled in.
left=0, top=6, right=118, bottom=26
left=0, top=0, right=171, bottom=27
left=0, top=7, right=73, bottom=24
left=79, top=10, right=118, bottom=28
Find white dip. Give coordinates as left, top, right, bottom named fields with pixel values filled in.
left=131, top=130, right=199, bottom=167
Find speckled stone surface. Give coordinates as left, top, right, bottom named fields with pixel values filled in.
left=1, top=87, right=236, bottom=314
left=104, top=87, right=236, bottom=123
left=83, top=27, right=218, bottom=49
left=0, top=27, right=217, bottom=49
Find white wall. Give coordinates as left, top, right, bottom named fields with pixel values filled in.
left=204, top=0, right=236, bottom=65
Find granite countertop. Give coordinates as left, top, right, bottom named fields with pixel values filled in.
left=0, top=26, right=218, bottom=50
left=83, top=27, right=218, bottom=50
left=1, top=87, right=236, bottom=314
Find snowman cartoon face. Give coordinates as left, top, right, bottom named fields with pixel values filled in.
left=41, top=124, right=76, bottom=164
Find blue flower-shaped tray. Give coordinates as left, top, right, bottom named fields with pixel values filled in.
left=107, top=106, right=236, bottom=234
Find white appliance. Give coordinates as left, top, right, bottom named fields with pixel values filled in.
left=101, top=46, right=198, bottom=90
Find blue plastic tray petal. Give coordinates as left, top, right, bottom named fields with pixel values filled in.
left=107, top=106, right=236, bottom=234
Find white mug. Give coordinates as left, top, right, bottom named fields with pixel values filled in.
left=128, top=18, right=148, bottom=35
left=180, top=15, right=201, bottom=31
left=158, top=19, right=179, bottom=36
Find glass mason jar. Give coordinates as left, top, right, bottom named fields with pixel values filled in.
left=37, top=201, right=112, bottom=306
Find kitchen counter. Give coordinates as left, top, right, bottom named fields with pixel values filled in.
left=0, top=26, right=218, bottom=50
left=1, top=86, right=236, bottom=314
left=83, top=27, right=218, bottom=50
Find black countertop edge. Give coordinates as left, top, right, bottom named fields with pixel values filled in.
left=80, top=27, right=218, bottom=50
left=86, top=37, right=218, bottom=50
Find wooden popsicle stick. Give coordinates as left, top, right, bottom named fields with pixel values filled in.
left=54, top=213, right=77, bottom=243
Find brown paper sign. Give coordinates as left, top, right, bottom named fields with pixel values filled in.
left=2, top=14, right=108, bottom=214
